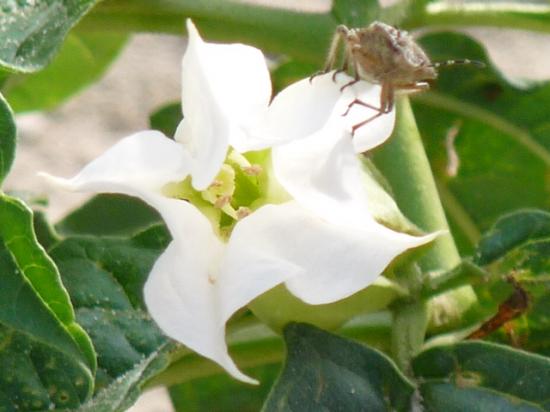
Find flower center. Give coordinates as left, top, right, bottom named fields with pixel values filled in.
left=202, top=164, right=238, bottom=219
left=162, top=149, right=276, bottom=238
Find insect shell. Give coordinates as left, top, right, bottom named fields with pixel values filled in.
left=317, top=21, right=483, bottom=134
left=341, top=22, right=437, bottom=87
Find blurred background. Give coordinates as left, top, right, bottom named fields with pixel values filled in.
left=4, top=0, right=550, bottom=410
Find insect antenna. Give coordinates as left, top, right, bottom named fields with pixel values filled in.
left=431, top=59, right=486, bottom=69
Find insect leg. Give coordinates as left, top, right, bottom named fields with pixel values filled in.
left=351, top=112, right=385, bottom=136
left=332, top=36, right=357, bottom=81
left=382, top=82, right=394, bottom=113
left=331, top=52, right=350, bottom=81
left=342, top=99, right=381, bottom=116
left=339, top=68, right=360, bottom=90
left=343, top=81, right=391, bottom=116
left=339, top=44, right=365, bottom=91
left=310, top=25, right=350, bottom=83
left=350, top=83, right=394, bottom=136
left=324, top=25, right=350, bottom=72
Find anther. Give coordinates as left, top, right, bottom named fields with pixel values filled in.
left=237, top=207, right=251, bottom=220
left=243, top=164, right=262, bottom=176
left=214, top=195, right=231, bottom=209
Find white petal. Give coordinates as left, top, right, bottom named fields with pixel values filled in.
left=255, top=72, right=395, bottom=150
left=218, top=216, right=301, bottom=324
left=144, top=235, right=256, bottom=384
left=272, top=120, right=376, bottom=229
left=44, top=151, right=256, bottom=382
left=39, top=110, right=256, bottom=382
left=222, top=202, right=436, bottom=306
left=142, top=193, right=256, bottom=383
left=176, top=20, right=272, bottom=188
left=259, top=73, right=343, bottom=143
left=39, top=130, right=190, bottom=193
left=339, top=79, right=396, bottom=153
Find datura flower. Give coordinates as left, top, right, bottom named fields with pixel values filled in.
left=41, top=20, right=437, bottom=383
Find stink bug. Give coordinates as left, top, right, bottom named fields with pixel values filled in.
left=313, top=22, right=484, bottom=135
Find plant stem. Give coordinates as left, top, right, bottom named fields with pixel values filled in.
left=403, top=2, right=550, bottom=34
left=391, top=301, right=428, bottom=374
left=372, top=97, right=477, bottom=368
left=372, top=97, right=459, bottom=272
left=390, top=262, right=427, bottom=374
left=77, top=0, right=334, bottom=65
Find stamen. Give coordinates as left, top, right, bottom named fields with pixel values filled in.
left=237, top=207, right=251, bottom=220
left=209, top=179, right=224, bottom=188
left=243, top=164, right=262, bottom=176
left=214, top=195, right=231, bottom=209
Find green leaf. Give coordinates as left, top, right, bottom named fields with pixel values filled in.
left=74, top=343, right=174, bottom=412
left=56, top=193, right=161, bottom=237
left=0, top=195, right=95, bottom=365
left=420, top=384, right=543, bottom=412
left=149, top=102, right=182, bottom=138
left=33, top=210, right=61, bottom=250
left=0, top=194, right=95, bottom=410
left=0, top=0, right=100, bottom=73
left=423, top=210, right=550, bottom=336
left=439, top=209, right=550, bottom=353
left=0, top=94, right=15, bottom=185
left=262, top=323, right=415, bottom=412
left=169, top=364, right=279, bottom=412
left=0, top=322, right=93, bottom=410
left=475, top=209, right=550, bottom=265
left=0, top=71, right=8, bottom=88
left=3, top=32, right=127, bottom=112
left=412, top=32, right=550, bottom=254
left=479, top=237, right=550, bottom=356
left=413, top=341, right=550, bottom=410
left=49, top=224, right=171, bottom=404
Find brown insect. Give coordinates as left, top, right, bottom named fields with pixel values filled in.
left=312, top=22, right=484, bottom=135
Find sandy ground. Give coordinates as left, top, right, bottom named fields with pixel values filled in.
left=4, top=2, right=550, bottom=410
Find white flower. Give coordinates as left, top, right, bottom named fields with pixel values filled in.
left=41, top=20, right=437, bottom=384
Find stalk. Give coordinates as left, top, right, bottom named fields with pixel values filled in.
left=403, top=2, right=550, bottom=34
left=371, top=97, right=476, bottom=369
left=77, top=0, right=333, bottom=65
left=372, top=98, right=460, bottom=272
